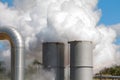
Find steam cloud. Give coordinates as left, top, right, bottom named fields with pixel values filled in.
left=0, top=0, right=119, bottom=76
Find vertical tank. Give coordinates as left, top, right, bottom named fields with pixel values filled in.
left=43, top=42, right=64, bottom=80
left=69, top=41, right=93, bottom=80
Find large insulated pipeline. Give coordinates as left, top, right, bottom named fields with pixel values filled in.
left=69, top=41, right=93, bottom=80
left=43, top=42, right=64, bottom=80
left=0, top=27, right=24, bottom=80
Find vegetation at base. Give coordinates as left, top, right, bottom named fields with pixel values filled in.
left=96, top=65, right=120, bottom=76
left=32, top=59, right=42, bottom=65
left=26, top=59, right=42, bottom=73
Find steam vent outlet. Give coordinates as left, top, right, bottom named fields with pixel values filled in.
left=0, top=27, right=24, bottom=80
left=43, top=42, right=65, bottom=80
left=69, top=41, right=93, bottom=80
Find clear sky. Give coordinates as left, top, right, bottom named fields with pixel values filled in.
left=0, top=0, right=13, bottom=6
left=98, top=0, right=120, bottom=25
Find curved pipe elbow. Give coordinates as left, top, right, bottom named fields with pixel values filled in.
left=0, top=27, right=24, bottom=48
left=0, top=26, right=25, bottom=80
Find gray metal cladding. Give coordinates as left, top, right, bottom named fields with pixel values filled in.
left=69, top=41, right=93, bottom=80
left=70, top=68, right=93, bottom=80
left=0, top=27, right=24, bottom=80
left=43, top=42, right=64, bottom=80
left=43, top=42, right=64, bottom=68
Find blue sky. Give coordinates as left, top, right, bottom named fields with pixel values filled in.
left=0, top=0, right=13, bottom=6
left=0, top=42, right=7, bottom=50
left=98, top=0, right=120, bottom=25
left=97, top=0, right=120, bottom=45
left=98, top=0, right=120, bottom=44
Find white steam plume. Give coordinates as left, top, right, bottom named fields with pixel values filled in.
left=0, top=0, right=119, bottom=76
left=111, top=24, right=120, bottom=37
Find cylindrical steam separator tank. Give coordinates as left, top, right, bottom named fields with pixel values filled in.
left=69, top=41, right=93, bottom=80
left=43, top=42, right=64, bottom=80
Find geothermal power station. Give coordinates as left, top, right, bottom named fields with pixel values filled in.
left=0, top=27, right=93, bottom=80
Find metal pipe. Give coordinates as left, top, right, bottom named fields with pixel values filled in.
left=94, top=75, right=120, bottom=79
left=69, top=41, right=93, bottom=80
left=0, top=27, right=24, bottom=80
left=43, top=42, right=64, bottom=80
